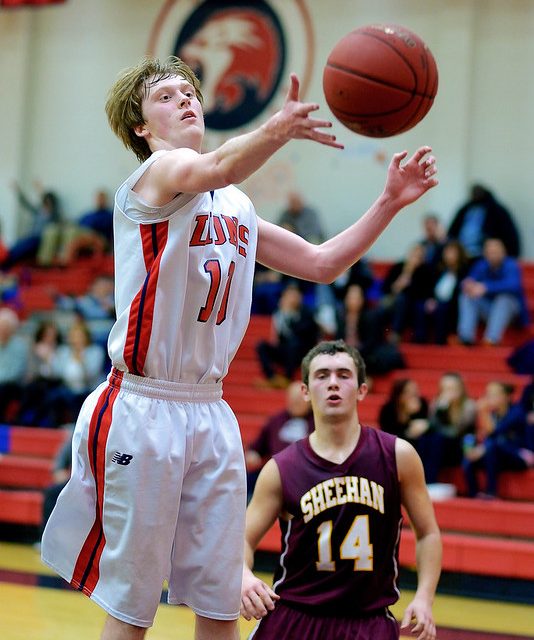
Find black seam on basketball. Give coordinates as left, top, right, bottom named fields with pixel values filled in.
left=325, top=64, right=434, bottom=105
left=326, top=61, right=433, bottom=99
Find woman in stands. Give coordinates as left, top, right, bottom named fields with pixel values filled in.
left=379, top=378, right=441, bottom=484
left=429, top=372, right=476, bottom=476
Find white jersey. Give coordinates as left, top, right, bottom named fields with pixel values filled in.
left=108, top=150, right=258, bottom=384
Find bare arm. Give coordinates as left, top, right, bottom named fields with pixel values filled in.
left=397, top=438, right=442, bottom=640
left=241, top=459, right=284, bottom=621
left=256, top=147, right=438, bottom=283
left=139, top=74, right=342, bottom=204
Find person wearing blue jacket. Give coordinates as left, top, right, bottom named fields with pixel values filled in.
left=463, top=381, right=534, bottom=497
left=457, top=238, right=529, bottom=345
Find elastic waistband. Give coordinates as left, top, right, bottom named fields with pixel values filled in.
left=108, top=367, right=223, bottom=402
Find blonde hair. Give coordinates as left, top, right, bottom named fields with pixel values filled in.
left=105, top=56, right=204, bottom=163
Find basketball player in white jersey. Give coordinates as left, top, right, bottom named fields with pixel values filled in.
left=41, top=56, right=438, bottom=640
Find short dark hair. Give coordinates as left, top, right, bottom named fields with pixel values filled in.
left=301, top=340, right=366, bottom=386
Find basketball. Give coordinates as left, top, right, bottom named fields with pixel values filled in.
left=323, top=24, right=438, bottom=137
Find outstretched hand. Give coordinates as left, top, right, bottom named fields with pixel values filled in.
left=267, top=73, right=344, bottom=150
left=384, top=146, right=438, bottom=209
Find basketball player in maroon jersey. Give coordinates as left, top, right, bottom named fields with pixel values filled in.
left=242, top=341, right=441, bottom=640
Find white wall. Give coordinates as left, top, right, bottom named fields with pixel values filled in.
left=1, top=0, right=533, bottom=258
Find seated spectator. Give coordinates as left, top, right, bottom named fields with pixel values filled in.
left=256, top=283, right=319, bottom=389
left=40, top=320, right=106, bottom=425
left=413, top=239, right=469, bottom=344
left=55, top=274, right=115, bottom=350
left=245, top=380, right=313, bottom=497
left=379, top=378, right=440, bottom=483
left=55, top=189, right=114, bottom=265
left=251, top=263, right=284, bottom=315
left=429, top=372, right=477, bottom=473
left=518, top=376, right=534, bottom=452
left=312, top=258, right=378, bottom=337
left=419, top=212, right=447, bottom=266
left=463, top=381, right=534, bottom=498
left=507, top=341, right=534, bottom=449
left=16, top=320, right=63, bottom=427
left=336, top=284, right=404, bottom=377
left=277, top=192, right=325, bottom=244
left=378, top=243, right=435, bottom=344
left=4, top=181, right=62, bottom=268
left=0, top=307, right=29, bottom=422
left=447, top=184, right=520, bottom=259
left=457, top=238, right=529, bottom=346
left=330, top=258, right=376, bottom=303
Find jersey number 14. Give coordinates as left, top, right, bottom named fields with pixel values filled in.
left=316, top=515, right=373, bottom=571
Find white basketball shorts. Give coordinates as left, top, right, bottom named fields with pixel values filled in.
left=41, top=368, right=247, bottom=627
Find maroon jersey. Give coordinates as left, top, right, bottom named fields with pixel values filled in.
left=271, top=427, right=401, bottom=616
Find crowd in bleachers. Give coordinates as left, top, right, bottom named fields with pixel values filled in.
left=0, top=180, right=533, bottom=502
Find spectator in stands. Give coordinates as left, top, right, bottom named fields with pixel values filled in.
left=16, top=320, right=63, bottom=427
left=379, top=378, right=441, bottom=483
left=456, top=238, right=529, bottom=346
left=256, top=283, right=319, bottom=389
left=336, top=283, right=404, bottom=377
left=55, top=274, right=115, bottom=349
left=379, top=243, right=435, bottom=344
left=251, top=263, right=284, bottom=315
left=429, top=372, right=477, bottom=475
left=41, top=320, right=106, bottom=425
left=414, top=239, right=470, bottom=344
left=419, top=212, right=447, bottom=266
left=518, top=377, right=534, bottom=453
left=463, top=381, right=534, bottom=498
left=276, top=192, right=330, bottom=325
left=245, top=380, right=313, bottom=497
left=276, top=191, right=325, bottom=244
left=56, top=189, right=114, bottom=265
left=4, top=181, right=62, bottom=268
left=0, top=307, right=29, bottom=422
left=447, top=184, right=520, bottom=259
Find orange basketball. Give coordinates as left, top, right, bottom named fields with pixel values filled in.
left=323, top=24, right=438, bottom=137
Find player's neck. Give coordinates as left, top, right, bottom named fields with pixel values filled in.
left=309, top=418, right=361, bottom=464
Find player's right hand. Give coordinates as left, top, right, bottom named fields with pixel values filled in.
left=240, top=570, right=280, bottom=620
left=266, top=74, right=344, bottom=150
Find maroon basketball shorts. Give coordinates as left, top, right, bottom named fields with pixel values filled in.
left=249, top=601, right=399, bottom=639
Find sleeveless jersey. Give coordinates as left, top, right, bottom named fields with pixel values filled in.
left=107, top=150, right=258, bottom=383
left=272, top=427, right=402, bottom=616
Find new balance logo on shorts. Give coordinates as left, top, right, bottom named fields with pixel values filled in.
left=111, top=452, right=133, bottom=466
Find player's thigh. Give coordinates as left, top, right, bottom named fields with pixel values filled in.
left=168, top=400, right=246, bottom=617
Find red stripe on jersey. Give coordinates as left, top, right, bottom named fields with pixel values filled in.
left=123, top=222, right=169, bottom=375
left=71, top=371, right=123, bottom=595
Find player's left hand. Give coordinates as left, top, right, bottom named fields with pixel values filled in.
left=384, top=146, right=438, bottom=209
left=401, top=596, right=437, bottom=640
left=240, top=572, right=280, bottom=621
